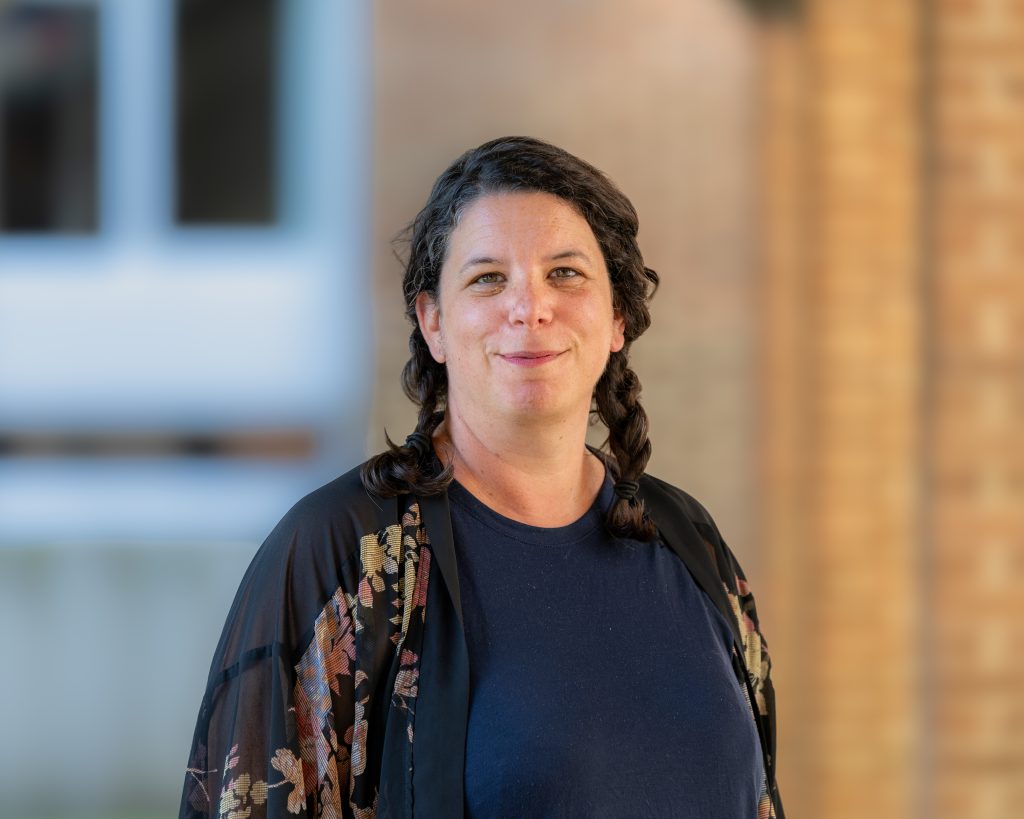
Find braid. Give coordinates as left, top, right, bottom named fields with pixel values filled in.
left=595, top=349, right=657, bottom=541
left=360, top=332, right=453, bottom=497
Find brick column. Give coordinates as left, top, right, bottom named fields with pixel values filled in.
left=755, top=14, right=814, bottom=819
left=757, top=3, right=923, bottom=816
left=930, top=0, right=1024, bottom=815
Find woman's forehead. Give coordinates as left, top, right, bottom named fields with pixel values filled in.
left=447, top=191, right=602, bottom=263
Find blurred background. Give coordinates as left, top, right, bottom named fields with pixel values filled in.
left=0, top=0, right=1020, bottom=817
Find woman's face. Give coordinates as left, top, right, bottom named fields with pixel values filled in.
left=416, top=191, right=625, bottom=427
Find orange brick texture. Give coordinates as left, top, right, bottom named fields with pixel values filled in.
left=931, top=0, right=1024, bottom=816
left=757, top=1, right=1024, bottom=817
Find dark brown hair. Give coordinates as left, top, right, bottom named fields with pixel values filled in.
left=361, top=136, right=659, bottom=540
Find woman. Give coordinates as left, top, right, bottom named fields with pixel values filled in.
left=181, top=136, right=783, bottom=819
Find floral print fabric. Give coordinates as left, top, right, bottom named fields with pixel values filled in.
left=181, top=481, right=431, bottom=819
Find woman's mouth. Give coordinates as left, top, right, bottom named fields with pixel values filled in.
left=499, top=350, right=564, bottom=367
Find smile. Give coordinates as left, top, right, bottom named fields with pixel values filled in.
left=498, top=350, right=564, bottom=367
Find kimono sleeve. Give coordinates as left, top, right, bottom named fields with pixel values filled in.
left=705, top=518, right=785, bottom=819
left=178, top=504, right=362, bottom=819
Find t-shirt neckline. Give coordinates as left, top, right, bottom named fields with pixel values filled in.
left=447, top=466, right=614, bottom=546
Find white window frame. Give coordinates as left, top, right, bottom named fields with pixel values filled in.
left=0, top=0, right=373, bottom=543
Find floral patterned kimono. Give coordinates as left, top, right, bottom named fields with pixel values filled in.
left=179, top=461, right=784, bottom=819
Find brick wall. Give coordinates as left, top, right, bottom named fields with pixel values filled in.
left=758, top=3, right=922, bottom=816
left=931, top=0, right=1024, bottom=815
left=758, top=1, right=1024, bottom=816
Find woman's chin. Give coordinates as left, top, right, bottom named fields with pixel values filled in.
left=498, top=388, right=580, bottom=422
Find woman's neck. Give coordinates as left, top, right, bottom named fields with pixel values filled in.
left=435, top=402, right=605, bottom=527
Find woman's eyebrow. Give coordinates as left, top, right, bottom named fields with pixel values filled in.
left=459, top=256, right=502, bottom=274
left=547, top=249, right=591, bottom=264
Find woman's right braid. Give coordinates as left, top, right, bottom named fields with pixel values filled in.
left=360, top=333, right=452, bottom=497
left=595, top=350, right=657, bottom=541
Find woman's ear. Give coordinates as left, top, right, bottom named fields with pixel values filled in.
left=415, top=292, right=446, bottom=364
left=610, top=309, right=626, bottom=354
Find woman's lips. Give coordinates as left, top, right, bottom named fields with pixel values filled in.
left=499, top=350, right=564, bottom=367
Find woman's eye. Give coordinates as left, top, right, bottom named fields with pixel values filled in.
left=551, top=267, right=581, bottom=279
left=473, top=272, right=504, bottom=285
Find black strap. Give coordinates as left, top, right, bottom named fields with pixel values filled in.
left=418, top=489, right=464, bottom=630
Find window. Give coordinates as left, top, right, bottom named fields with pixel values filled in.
left=175, top=0, right=279, bottom=224
left=0, top=5, right=98, bottom=232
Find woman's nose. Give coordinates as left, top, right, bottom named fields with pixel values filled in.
left=508, top=275, right=553, bottom=326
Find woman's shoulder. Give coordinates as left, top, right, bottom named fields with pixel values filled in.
left=279, top=458, right=400, bottom=536
left=636, top=470, right=749, bottom=598
left=638, top=471, right=721, bottom=533
left=247, top=456, right=419, bottom=585
left=206, top=458, right=412, bottom=668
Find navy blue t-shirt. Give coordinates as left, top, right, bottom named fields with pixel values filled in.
left=449, top=474, right=764, bottom=819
